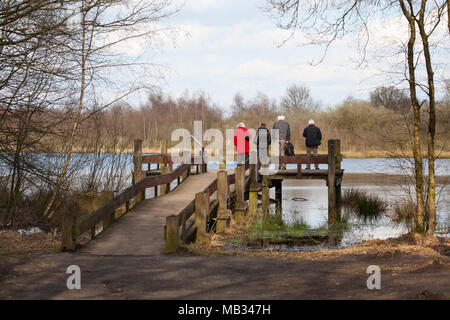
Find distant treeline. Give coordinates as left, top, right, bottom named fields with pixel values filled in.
left=73, top=85, right=450, bottom=157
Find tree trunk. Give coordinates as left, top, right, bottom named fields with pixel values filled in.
left=400, top=0, right=426, bottom=233
left=416, top=1, right=437, bottom=235
left=43, top=5, right=88, bottom=219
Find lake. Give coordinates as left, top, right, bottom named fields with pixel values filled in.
left=207, top=158, right=450, bottom=246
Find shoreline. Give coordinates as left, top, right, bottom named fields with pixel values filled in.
left=341, top=173, right=450, bottom=185
left=11, top=149, right=450, bottom=159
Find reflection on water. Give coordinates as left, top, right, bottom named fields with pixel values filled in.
left=279, top=178, right=450, bottom=246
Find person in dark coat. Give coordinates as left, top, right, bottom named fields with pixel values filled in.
left=303, top=119, right=322, bottom=170
left=272, top=115, right=291, bottom=170
left=254, top=123, right=271, bottom=167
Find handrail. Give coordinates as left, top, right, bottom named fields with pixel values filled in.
left=166, top=165, right=251, bottom=253
left=62, top=164, right=191, bottom=251
left=277, top=155, right=329, bottom=164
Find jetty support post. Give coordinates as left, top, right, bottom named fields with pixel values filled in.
left=160, top=166, right=171, bottom=195
left=195, top=192, right=207, bottom=241
left=274, top=180, right=282, bottom=220
left=160, top=139, right=171, bottom=195
left=165, top=215, right=180, bottom=253
left=261, top=175, right=270, bottom=220
left=133, top=139, right=145, bottom=203
left=201, top=146, right=207, bottom=173
left=216, top=170, right=232, bottom=233
left=248, top=159, right=260, bottom=217
left=219, top=159, right=226, bottom=170
left=327, top=139, right=342, bottom=245
left=234, top=165, right=248, bottom=224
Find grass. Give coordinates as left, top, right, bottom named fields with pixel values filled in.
left=248, top=212, right=329, bottom=243
left=342, top=188, right=387, bottom=223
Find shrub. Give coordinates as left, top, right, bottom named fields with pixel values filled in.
left=342, top=188, right=387, bottom=223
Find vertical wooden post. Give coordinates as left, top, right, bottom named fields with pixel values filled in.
left=62, top=212, right=77, bottom=251
left=274, top=179, right=282, bottom=220
left=160, top=166, right=170, bottom=195
left=248, top=161, right=260, bottom=217
left=261, top=176, right=270, bottom=220
left=133, top=139, right=145, bottom=204
left=234, top=165, right=248, bottom=224
left=165, top=215, right=180, bottom=253
left=328, top=139, right=338, bottom=245
left=182, top=164, right=190, bottom=180
left=219, top=159, right=226, bottom=170
left=90, top=226, right=96, bottom=239
left=195, top=192, right=207, bottom=241
left=103, top=210, right=115, bottom=230
left=102, top=192, right=115, bottom=230
left=216, top=170, right=231, bottom=233
left=200, top=146, right=207, bottom=173
left=133, top=139, right=143, bottom=184
left=160, top=139, right=167, bottom=157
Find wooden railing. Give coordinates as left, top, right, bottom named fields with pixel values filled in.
left=61, top=164, right=191, bottom=251
left=140, top=139, right=207, bottom=175
left=165, top=164, right=252, bottom=253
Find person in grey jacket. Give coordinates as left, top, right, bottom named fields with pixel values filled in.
left=272, top=115, right=291, bottom=170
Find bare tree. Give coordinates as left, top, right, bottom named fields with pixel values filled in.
left=370, top=86, right=410, bottom=114
left=43, top=0, right=180, bottom=218
left=266, top=0, right=449, bottom=234
left=281, top=84, right=319, bottom=113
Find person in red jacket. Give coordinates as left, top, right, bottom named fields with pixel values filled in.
left=234, top=122, right=251, bottom=166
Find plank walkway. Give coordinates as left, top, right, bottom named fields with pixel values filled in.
left=81, top=171, right=220, bottom=256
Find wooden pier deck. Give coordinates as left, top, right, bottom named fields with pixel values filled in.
left=61, top=139, right=344, bottom=253
left=81, top=171, right=220, bottom=256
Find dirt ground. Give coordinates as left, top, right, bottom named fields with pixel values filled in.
left=1, top=231, right=449, bottom=300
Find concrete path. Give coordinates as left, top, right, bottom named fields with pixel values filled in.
left=81, top=171, right=219, bottom=256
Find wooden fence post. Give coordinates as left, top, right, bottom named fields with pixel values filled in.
left=133, top=139, right=146, bottom=204
left=216, top=170, right=231, bottom=233
left=160, top=166, right=170, bottom=195
left=274, top=179, right=282, bottom=220
left=61, top=212, right=77, bottom=251
left=165, top=215, right=180, bottom=253
left=261, top=176, right=270, bottom=220
left=195, top=192, right=207, bottom=240
left=102, top=192, right=115, bottom=230
left=234, top=165, right=247, bottom=224
left=133, top=139, right=143, bottom=184
left=160, top=139, right=167, bottom=157
left=219, top=159, right=226, bottom=170
left=201, top=146, right=207, bottom=173
left=328, top=139, right=338, bottom=245
left=248, top=161, right=260, bottom=217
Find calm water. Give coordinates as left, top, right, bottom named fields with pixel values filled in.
left=5, top=154, right=448, bottom=242
left=206, top=158, right=450, bottom=175
left=280, top=179, right=449, bottom=246
left=206, top=158, right=450, bottom=245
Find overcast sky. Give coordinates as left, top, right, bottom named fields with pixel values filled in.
left=122, top=0, right=449, bottom=113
